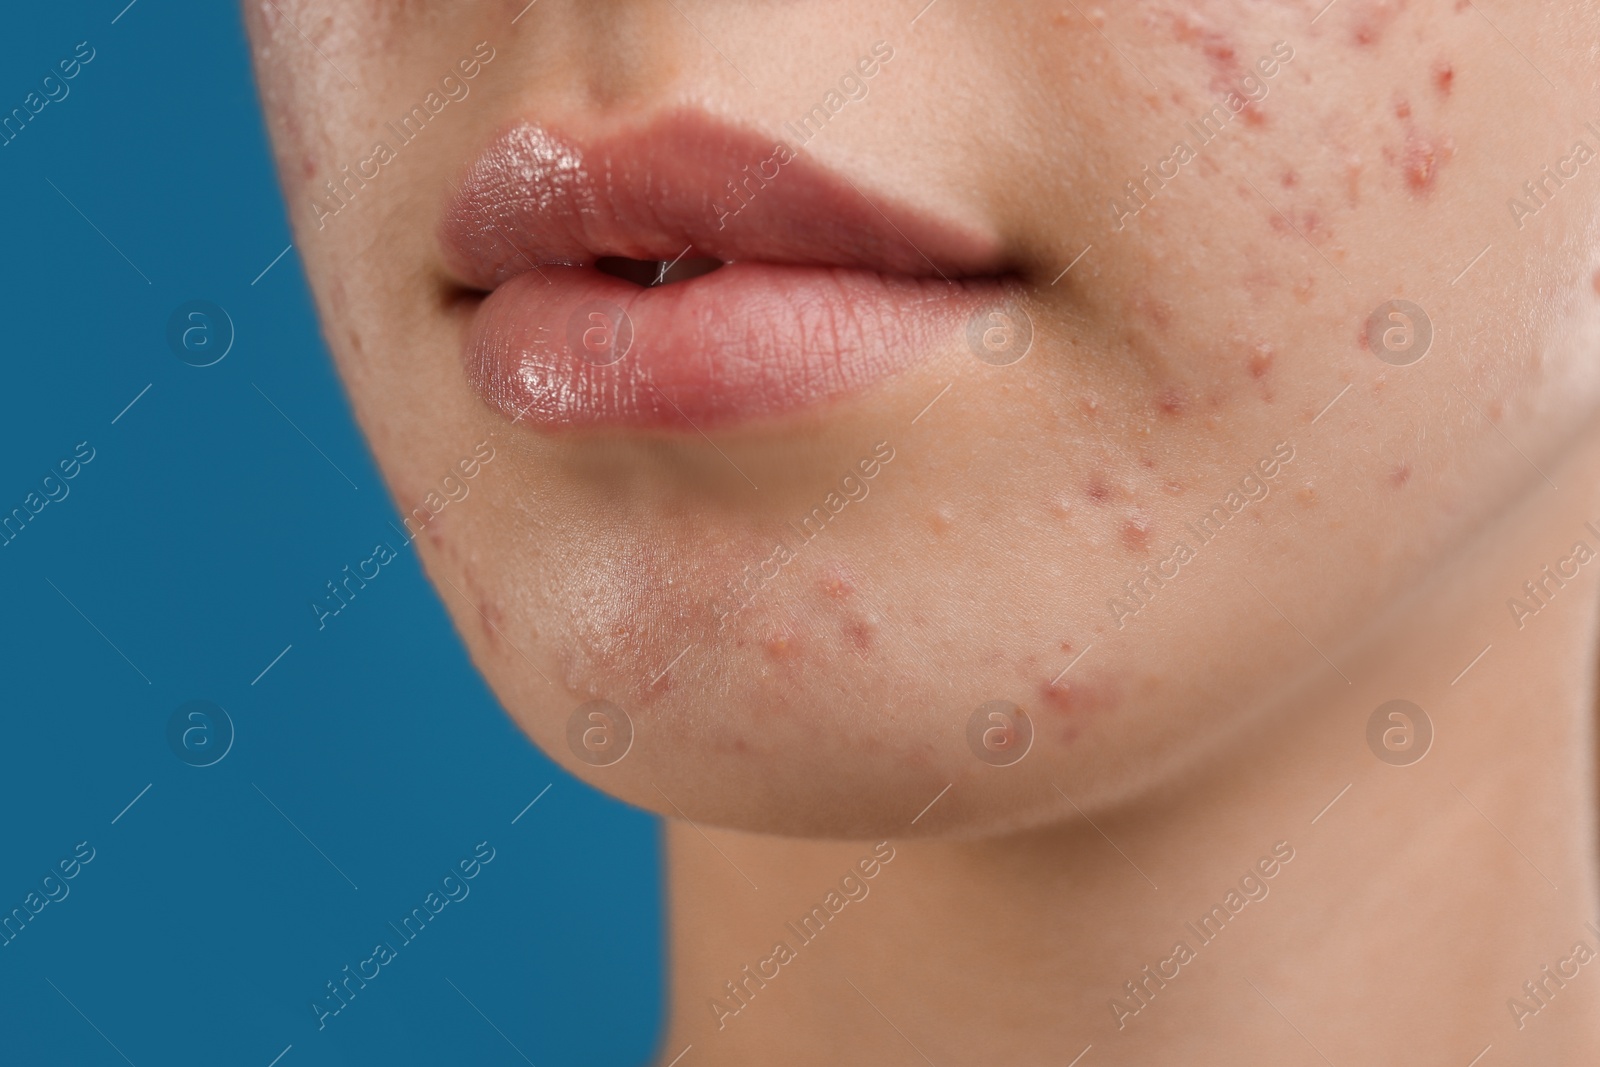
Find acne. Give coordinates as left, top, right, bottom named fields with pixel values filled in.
left=1591, top=267, right=1600, bottom=297
left=1391, top=463, right=1412, bottom=488
left=1247, top=346, right=1274, bottom=382
left=1156, top=388, right=1188, bottom=417
left=1086, top=475, right=1114, bottom=504
left=1121, top=515, right=1152, bottom=553
left=1399, top=132, right=1453, bottom=195
left=1349, top=0, right=1408, bottom=49
left=1038, top=674, right=1121, bottom=723
left=818, top=567, right=854, bottom=600
left=1433, top=62, right=1455, bottom=97
left=844, top=618, right=875, bottom=655
left=764, top=631, right=801, bottom=662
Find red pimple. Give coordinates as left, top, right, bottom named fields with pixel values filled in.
left=1591, top=267, right=1600, bottom=296
left=1086, top=476, right=1113, bottom=503
left=1248, top=346, right=1275, bottom=381
left=1157, top=389, right=1187, bottom=417
left=1434, top=63, right=1455, bottom=97
left=1281, top=169, right=1299, bottom=189
left=1039, top=676, right=1120, bottom=721
left=1391, top=463, right=1412, bottom=488
left=1394, top=98, right=1412, bottom=120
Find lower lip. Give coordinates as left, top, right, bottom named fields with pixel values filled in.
left=463, top=263, right=1000, bottom=432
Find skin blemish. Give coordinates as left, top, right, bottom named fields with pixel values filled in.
left=1086, top=475, right=1113, bottom=503
left=1156, top=388, right=1188, bottom=417
left=1296, top=486, right=1318, bottom=508
left=1039, top=675, right=1121, bottom=727
left=819, top=567, right=854, bottom=600
left=1281, top=169, right=1299, bottom=189
left=1434, top=62, right=1455, bottom=97
left=1247, top=345, right=1274, bottom=381
left=1344, top=156, right=1364, bottom=209
left=1401, top=133, right=1454, bottom=195
left=1591, top=267, right=1600, bottom=296
left=1121, top=515, right=1152, bottom=552
left=929, top=505, right=954, bottom=534
left=1163, top=479, right=1186, bottom=495
left=1391, top=463, right=1413, bottom=488
left=844, top=618, right=875, bottom=654
left=764, top=631, right=800, bottom=661
left=1394, top=97, right=1412, bottom=120
left=1350, top=0, right=1407, bottom=49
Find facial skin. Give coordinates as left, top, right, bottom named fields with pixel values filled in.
left=244, top=0, right=1600, bottom=841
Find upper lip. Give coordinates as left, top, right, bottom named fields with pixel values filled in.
left=437, top=109, right=1010, bottom=291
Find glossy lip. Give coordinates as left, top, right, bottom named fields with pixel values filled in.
left=439, top=110, right=1011, bottom=432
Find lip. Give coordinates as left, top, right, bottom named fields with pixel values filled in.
left=439, top=111, right=1011, bottom=432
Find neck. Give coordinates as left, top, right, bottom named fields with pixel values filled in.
left=660, top=446, right=1600, bottom=1066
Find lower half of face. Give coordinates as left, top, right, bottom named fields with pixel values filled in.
left=248, top=0, right=1600, bottom=836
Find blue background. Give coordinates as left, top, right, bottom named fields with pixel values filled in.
left=0, top=3, right=663, bottom=1064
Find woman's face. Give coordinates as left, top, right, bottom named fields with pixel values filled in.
left=247, top=1, right=1600, bottom=837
